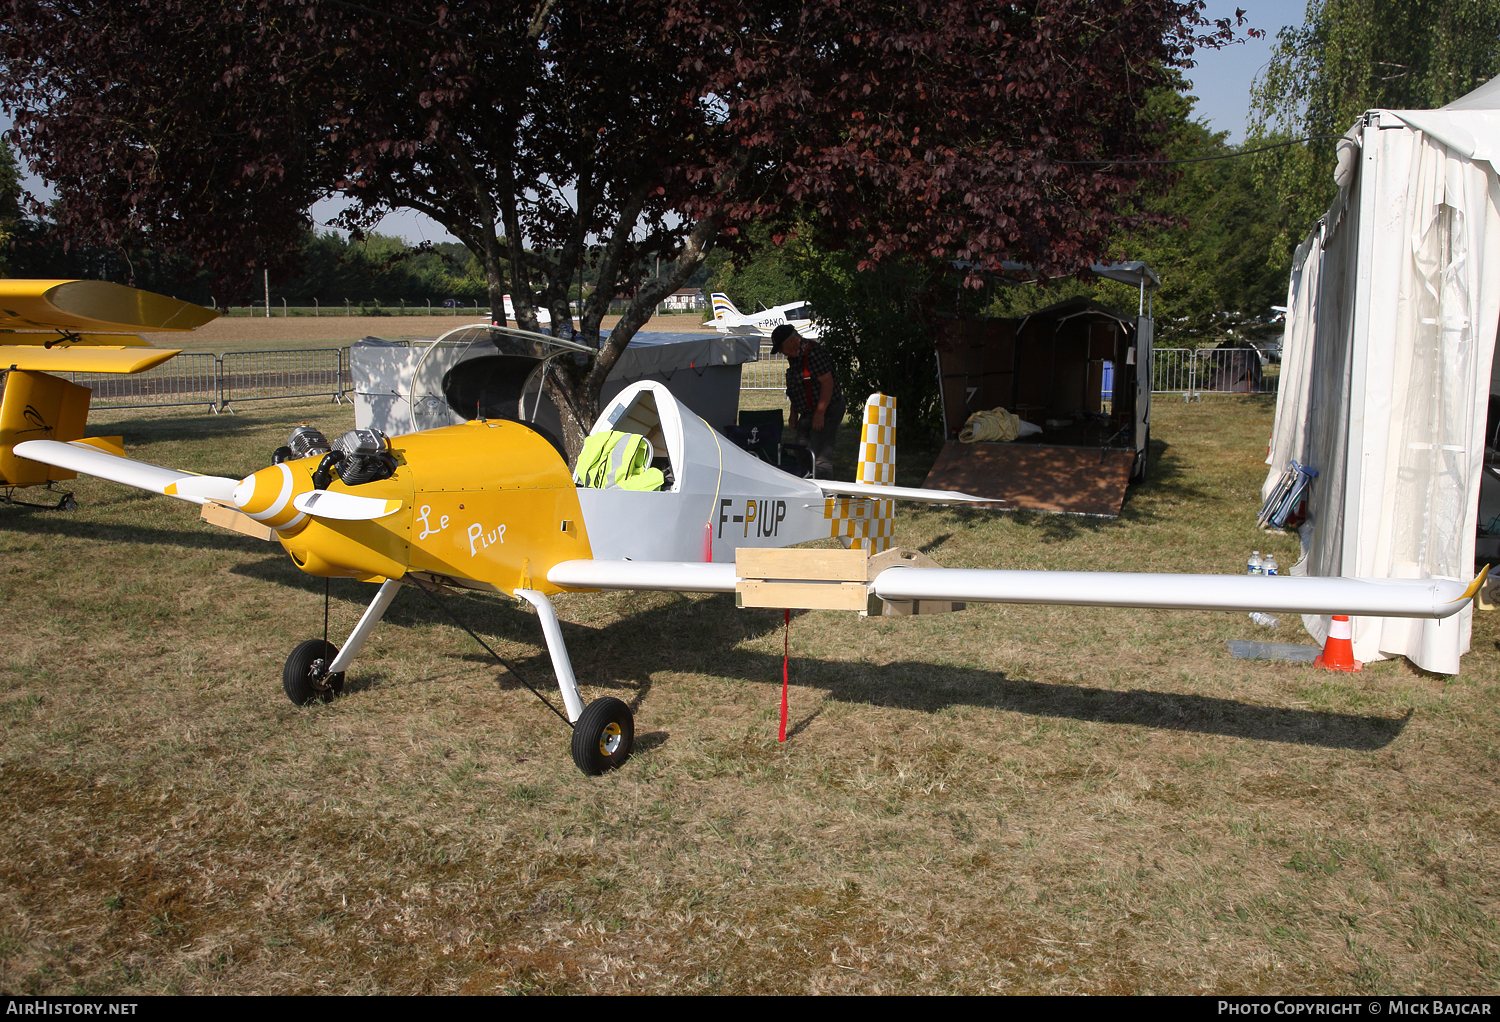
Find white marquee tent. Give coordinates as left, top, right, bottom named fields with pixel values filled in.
left=1265, top=76, right=1500, bottom=674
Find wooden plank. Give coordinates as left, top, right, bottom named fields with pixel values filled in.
left=735, top=581, right=870, bottom=611
left=200, top=500, right=276, bottom=541
left=736, top=546, right=868, bottom=582
left=921, top=441, right=1134, bottom=517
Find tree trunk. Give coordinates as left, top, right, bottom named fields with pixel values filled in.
left=546, top=212, right=721, bottom=464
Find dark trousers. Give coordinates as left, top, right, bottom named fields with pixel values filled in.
left=792, top=398, right=844, bottom=477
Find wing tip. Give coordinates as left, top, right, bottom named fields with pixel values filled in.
left=1453, top=563, right=1491, bottom=604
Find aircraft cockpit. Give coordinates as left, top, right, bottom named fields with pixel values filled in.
left=408, top=324, right=596, bottom=455
left=580, top=383, right=685, bottom=492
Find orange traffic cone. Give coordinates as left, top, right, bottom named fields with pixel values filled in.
left=1313, top=614, right=1363, bottom=672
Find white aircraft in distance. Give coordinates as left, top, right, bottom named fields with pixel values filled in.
left=500, top=295, right=552, bottom=327
left=14, top=326, right=1487, bottom=776
left=704, top=293, right=822, bottom=340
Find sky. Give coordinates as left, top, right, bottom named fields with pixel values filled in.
left=12, top=0, right=1312, bottom=248
left=1187, top=0, right=1309, bottom=145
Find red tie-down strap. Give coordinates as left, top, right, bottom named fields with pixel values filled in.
left=780, top=608, right=791, bottom=742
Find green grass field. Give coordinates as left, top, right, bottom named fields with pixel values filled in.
left=1, top=393, right=1496, bottom=994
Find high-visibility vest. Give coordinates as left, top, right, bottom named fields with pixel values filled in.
left=572, top=430, right=665, bottom=491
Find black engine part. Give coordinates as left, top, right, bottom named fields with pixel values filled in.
left=332, top=428, right=397, bottom=486
left=287, top=426, right=332, bottom=460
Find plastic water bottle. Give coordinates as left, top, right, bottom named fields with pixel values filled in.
left=1247, top=551, right=1264, bottom=575
left=1249, top=612, right=1279, bottom=627
left=1263, top=553, right=1279, bottom=576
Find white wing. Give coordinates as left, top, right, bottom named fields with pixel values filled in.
left=549, top=559, right=738, bottom=592
left=548, top=558, right=1481, bottom=620
left=876, top=568, right=1476, bottom=619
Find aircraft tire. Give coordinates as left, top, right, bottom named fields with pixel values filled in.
left=571, top=697, right=634, bottom=775
left=283, top=638, right=346, bottom=706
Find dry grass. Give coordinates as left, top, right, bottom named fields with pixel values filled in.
left=0, top=393, right=1497, bottom=994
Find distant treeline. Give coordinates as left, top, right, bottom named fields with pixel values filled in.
left=6, top=224, right=492, bottom=306
left=7, top=222, right=715, bottom=309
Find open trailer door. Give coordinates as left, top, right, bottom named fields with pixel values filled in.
left=921, top=262, right=1157, bottom=516
left=1134, top=310, right=1153, bottom=482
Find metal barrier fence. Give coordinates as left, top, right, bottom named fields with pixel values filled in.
left=233, top=303, right=492, bottom=318
left=1151, top=347, right=1280, bottom=396
left=51, top=343, right=1277, bottom=416
left=70, top=353, right=221, bottom=411
left=744, top=345, right=1279, bottom=397
left=742, top=345, right=787, bottom=390
left=219, top=348, right=346, bottom=411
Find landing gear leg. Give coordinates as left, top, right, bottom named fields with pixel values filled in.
left=1, top=486, right=76, bottom=510
left=514, top=587, right=634, bottom=775
left=282, top=577, right=402, bottom=705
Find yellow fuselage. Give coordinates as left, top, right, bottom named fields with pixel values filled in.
left=234, top=420, right=592, bottom=594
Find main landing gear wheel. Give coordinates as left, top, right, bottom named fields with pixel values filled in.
left=571, top=697, right=634, bottom=775
left=283, top=638, right=345, bottom=705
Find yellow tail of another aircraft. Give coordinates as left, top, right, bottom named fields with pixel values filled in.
left=0, top=279, right=214, bottom=499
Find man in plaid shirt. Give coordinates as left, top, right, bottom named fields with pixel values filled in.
left=771, top=324, right=845, bottom=477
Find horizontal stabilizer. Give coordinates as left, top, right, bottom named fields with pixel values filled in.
left=872, top=569, right=1475, bottom=620
left=816, top=480, right=996, bottom=504
left=548, top=559, right=739, bottom=593
left=71, top=436, right=125, bottom=458
left=0, top=344, right=180, bottom=372
left=291, top=490, right=403, bottom=521
left=13, top=439, right=208, bottom=503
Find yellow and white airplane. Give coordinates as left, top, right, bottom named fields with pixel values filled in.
left=0, top=278, right=216, bottom=507
left=13, top=326, right=1487, bottom=775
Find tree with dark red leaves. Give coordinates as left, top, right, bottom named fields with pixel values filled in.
left=0, top=0, right=1244, bottom=455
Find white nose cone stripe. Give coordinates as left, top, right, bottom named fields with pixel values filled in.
left=232, top=474, right=255, bottom=509
left=246, top=463, right=295, bottom=521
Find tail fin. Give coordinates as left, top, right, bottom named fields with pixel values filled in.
left=825, top=393, right=897, bottom=554
left=711, top=293, right=740, bottom=322
left=0, top=369, right=91, bottom=487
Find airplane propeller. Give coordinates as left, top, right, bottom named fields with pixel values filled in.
left=291, top=490, right=403, bottom=521
left=163, top=475, right=240, bottom=502
left=12, top=439, right=403, bottom=525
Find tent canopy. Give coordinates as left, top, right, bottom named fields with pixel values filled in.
left=1264, top=75, right=1500, bottom=674
left=1384, top=73, right=1500, bottom=164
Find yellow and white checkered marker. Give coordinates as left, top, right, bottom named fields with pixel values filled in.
left=826, top=392, right=898, bottom=554
left=857, top=392, right=897, bottom=487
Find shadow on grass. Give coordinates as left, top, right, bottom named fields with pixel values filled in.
left=221, top=568, right=1411, bottom=753
left=97, top=399, right=349, bottom=443
left=0, top=507, right=277, bottom=553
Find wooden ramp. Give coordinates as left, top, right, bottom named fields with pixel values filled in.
left=922, top=442, right=1134, bottom=516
